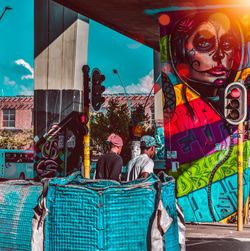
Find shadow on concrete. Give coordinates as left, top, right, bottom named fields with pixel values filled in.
left=186, top=237, right=250, bottom=251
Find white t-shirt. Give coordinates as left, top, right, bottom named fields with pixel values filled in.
left=126, top=153, right=154, bottom=181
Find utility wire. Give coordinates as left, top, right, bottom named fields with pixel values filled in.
left=143, top=74, right=161, bottom=111
left=113, top=69, right=133, bottom=114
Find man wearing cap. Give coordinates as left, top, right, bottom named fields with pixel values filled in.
left=95, top=133, right=123, bottom=181
left=126, top=135, right=160, bottom=181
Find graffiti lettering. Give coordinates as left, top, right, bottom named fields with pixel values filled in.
left=35, top=125, right=62, bottom=179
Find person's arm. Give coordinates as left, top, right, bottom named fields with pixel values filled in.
left=109, top=157, right=123, bottom=181
left=139, top=160, right=154, bottom=179
left=140, top=172, right=150, bottom=179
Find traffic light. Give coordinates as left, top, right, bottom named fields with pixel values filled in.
left=79, top=113, right=89, bottom=135
left=91, top=69, right=106, bottom=111
left=82, top=65, right=91, bottom=106
left=224, top=82, right=247, bottom=125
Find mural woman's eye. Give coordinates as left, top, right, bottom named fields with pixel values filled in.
left=220, top=35, right=234, bottom=51
left=199, top=40, right=210, bottom=48
left=222, top=41, right=232, bottom=51
left=193, top=31, right=215, bottom=52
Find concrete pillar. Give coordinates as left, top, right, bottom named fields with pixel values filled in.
left=34, top=0, right=89, bottom=138
left=153, top=50, right=163, bottom=127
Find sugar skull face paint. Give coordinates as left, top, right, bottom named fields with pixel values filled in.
left=185, top=20, right=234, bottom=86
left=171, top=13, right=242, bottom=88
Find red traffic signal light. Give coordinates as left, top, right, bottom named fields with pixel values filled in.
left=79, top=113, right=89, bottom=135
left=80, top=114, right=88, bottom=124
left=224, top=82, right=247, bottom=125
left=228, top=88, right=241, bottom=98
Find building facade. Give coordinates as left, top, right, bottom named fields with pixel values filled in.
left=0, top=96, right=33, bottom=130
left=100, top=93, right=155, bottom=122
left=0, top=94, right=154, bottom=131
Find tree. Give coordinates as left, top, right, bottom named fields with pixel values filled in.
left=131, top=103, right=148, bottom=126
left=0, top=129, right=33, bottom=149
left=90, top=98, right=155, bottom=164
left=91, top=99, right=131, bottom=163
left=130, top=103, right=155, bottom=139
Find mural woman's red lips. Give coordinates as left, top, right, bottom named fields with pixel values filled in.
left=207, top=67, right=227, bottom=76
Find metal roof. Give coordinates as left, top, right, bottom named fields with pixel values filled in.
left=0, top=97, right=33, bottom=110
left=54, top=0, right=250, bottom=51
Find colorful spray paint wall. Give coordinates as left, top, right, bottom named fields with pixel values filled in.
left=34, top=112, right=87, bottom=180
left=159, top=8, right=250, bottom=222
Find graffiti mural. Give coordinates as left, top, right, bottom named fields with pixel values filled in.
left=159, top=9, right=250, bottom=222
left=34, top=112, right=86, bottom=180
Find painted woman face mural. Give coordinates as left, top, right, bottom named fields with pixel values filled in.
left=186, top=20, right=234, bottom=85
left=171, top=13, right=242, bottom=96
left=159, top=10, right=250, bottom=223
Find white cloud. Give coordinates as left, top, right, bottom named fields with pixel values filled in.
left=15, top=59, right=34, bottom=80
left=106, top=70, right=154, bottom=94
left=19, top=85, right=33, bottom=96
left=127, top=42, right=142, bottom=49
left=4, top=76, right=16, bottom=86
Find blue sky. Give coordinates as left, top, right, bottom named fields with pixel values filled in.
left=0, top=1, right=34, bottom=96
left=0, top=0, right=153, bottom=96
left=88, top=21, right=153, bottom=94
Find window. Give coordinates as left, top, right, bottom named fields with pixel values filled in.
left=2, top=109, right=15, bottom=128
left=5, top=152, right=34, bottom=163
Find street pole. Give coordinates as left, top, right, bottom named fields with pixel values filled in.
left=83, top=65, right=91, bottom=178
left=64, top=128, right=68, bottom=177
left=237, top=122, right=244, bottom=231
left=83, top=116, right=90, bottom=178
left=0, top=6, right=12, bottom=21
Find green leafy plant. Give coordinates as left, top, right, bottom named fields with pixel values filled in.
left=90, top=98, right=155, bottom=164
left=91, top=99, right=131, bottom=164
left=0, top=129, right=33, bottom=149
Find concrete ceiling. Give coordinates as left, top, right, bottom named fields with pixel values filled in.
left=54, top=0, right=249, bottom=51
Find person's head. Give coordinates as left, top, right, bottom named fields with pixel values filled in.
left=171, top=12, right=242, bottom=90
left=106, top=133, right=123, bottom=155
left=140, top=135, right=160, bottom=159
